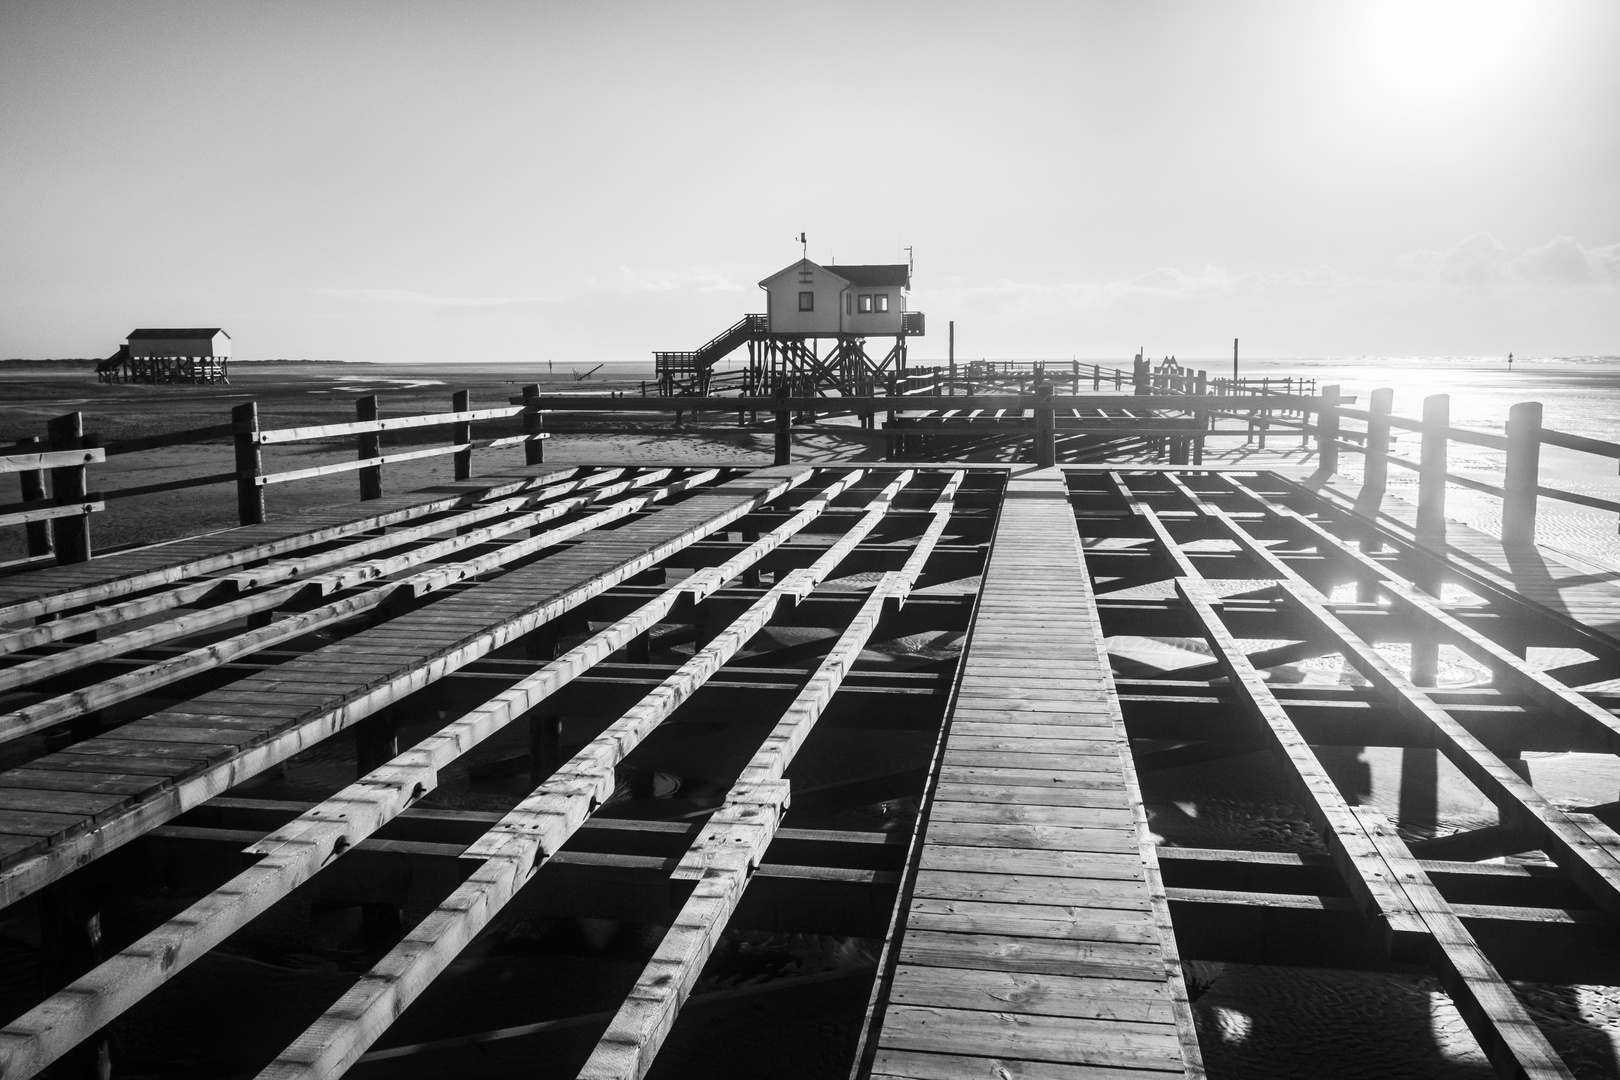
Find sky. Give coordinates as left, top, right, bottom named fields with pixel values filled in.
left=2, top=0, right=1617, bottom=364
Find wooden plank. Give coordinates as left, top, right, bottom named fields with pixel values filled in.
left=203, top=472, right=919, bottom=1080
left=879, top=1005, right=1183, bottom=1072
left=0, top=466, right=831, bottom=1078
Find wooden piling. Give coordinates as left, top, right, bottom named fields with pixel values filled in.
left=452, top=390, right=472, bottom=481
left=1317, top=384, right=1341, bottom=474
left=1502, top=401, right=1542, bottom=549
left=1411, top=393, right=1450, bottom=683
left=1364, top=387, right=1393, bottom=491
left=773, top=384, right=791, bottom=465
left=17, top=435, right=52, bottom=557
left=357, top=395, right=382, bottom=500
left=47, top=413, right=91, bottom=564
left=1033, top=383, right=1055, bottom=467
left=232, top=401, right=265, bottom=526
left=522, top=383, right=546, bottom=465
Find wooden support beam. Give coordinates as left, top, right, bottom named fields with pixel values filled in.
left=1174, top=577, right=1427, bottom=959
left=1177, top=579, right=1575, bottom=1079
left=579, top=477, right=962, bottom=1079
left=250, top=473, right=922, bottom=1080
left=0, top=470, right=850, bottom=1078
left=1279, top=581, right=1620, bottom=926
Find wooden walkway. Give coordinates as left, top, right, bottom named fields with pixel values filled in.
left=0, top=465, right=810, bottom=908
left=0, top=466, right=580, bottom=621
left=869, top=466, right=1201, bottom=1079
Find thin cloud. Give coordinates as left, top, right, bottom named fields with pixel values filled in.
left=1396, top=233, right=1620, bottom=286
left=314, top=289, right=559, bottom=308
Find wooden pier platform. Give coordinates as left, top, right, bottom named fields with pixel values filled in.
left=3, top=459, right=1620, bottom=1079
left=867, top=467, right=1201, bottom=1079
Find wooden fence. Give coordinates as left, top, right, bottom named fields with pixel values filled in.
left=2, top=386, right=551, bottom=566
left=8, top=374, right=1617, bottom=566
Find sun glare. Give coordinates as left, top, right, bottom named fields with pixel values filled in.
left=1359, top=0, right=1531, bottom=100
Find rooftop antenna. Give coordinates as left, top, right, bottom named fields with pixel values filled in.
left=797, top=232, right=807, bottom=261
left=904, top=245, right=914, bottom=276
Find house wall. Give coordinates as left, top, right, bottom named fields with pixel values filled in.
left=128, top=332, right=231, bottom=358
left=762, top=263, right=846, bottom=336
left=842, top=286, right=906, bottom=336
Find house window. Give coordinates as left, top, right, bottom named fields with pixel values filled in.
left=845, top=294, right=853, bottom=315
left=874, top=294, right=889, bottom=313
left=858, top=294, right=873, bottom=313
left=798, top=291, right=814, bottom=312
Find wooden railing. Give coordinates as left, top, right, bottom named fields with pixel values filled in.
left=4, top=387, right=552, bottom=566
left=1314, top=390, right=1620, bottom=549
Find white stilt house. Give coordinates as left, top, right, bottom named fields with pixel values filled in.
left=100, top=329, right=231, bottom=385
left=654, top=257, right=923, bottom=396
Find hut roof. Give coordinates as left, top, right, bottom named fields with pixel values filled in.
left=127, top=328, right=229, bottom=339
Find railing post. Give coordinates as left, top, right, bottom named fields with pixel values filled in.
left=46, top=412, right=91, bottom=564
left=1502, top=401, right=1542, bottom=549
left=1034, top=383, right=1056, bottom=467
left=232, top=401, right=265, bottom=526
left=1317, top=384, right=1340, bottom=474
left=452, top=389, right=472, bottom=481
left=17, top=435, right=52, bottom=557
left=357, top=394, right=382, bottom=501
left=1193, top=370, right=1207, bottom=466
left=1364, top=387, right=1393, bottom=491
left=522, top=384, right=546, bottom=465
left=774, top=383, right=791, bottom=466
left=1408, top=392, right=1450, bottom=683
left=1417, top=393, right=1449, bottom=545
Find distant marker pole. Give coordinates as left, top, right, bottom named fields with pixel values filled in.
left=1233, top=337, right=1239, bottom=383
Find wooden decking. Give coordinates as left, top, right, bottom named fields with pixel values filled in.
left=869, top=466, right=1201, bottom=1079
left=0, top=466, right=810, bottom=907
left=0, top=466, right=581, bottom=621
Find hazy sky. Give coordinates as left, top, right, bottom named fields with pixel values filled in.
left=3, top=1, right=1617, bottom=364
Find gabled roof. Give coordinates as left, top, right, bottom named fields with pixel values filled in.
left=758, top=260, right=911, bottom=290
left=127, top=328, right=228, bottom=339
left=828, top=264, right=909, bottom=289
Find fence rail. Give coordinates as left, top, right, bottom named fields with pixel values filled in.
left=4, top=388, right=552, bottom=566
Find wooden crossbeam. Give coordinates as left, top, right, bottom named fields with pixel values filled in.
left=1174, top=577, right=1427, bottom=957
left=578, top=476, right=962, bottom=1080
left=0, top=471, right=629, bottom=657
left=253, top=472, right=925, bottom=1080
left=0, top=471, right=714, bottom=741
left=0, top=469, right=862, bottom=1078
left=1176, top=578, right=1574, bottom=1080
left=0, top=467, right=588, bottom=624
left=1279, top=581, right=1620, bottom=925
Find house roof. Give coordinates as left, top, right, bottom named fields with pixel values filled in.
left=127, top=328, right=228, bottom=339
left=828, top=264, right=910, bottom=289
left=758, top=260, right=911, bottom=290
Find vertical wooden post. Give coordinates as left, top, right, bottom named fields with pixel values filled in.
left=357, top=395, right=382, bottom=500
left=452, top=389, right=472, bottom=481
left=1034, top=383, right=1055, bottom=467
left=522, top=383, right=546, bottom=465
left=1502, top=401, right=1542, bottom=549
left=1232, top=337, right=1238, bottom=382
left=1357, top=387, right=1394, bottom=603
left=1193, top=370, right=1207, bottom=466
left=1409, top=393, right=1450, bottom=684
left=774, top=383, right=791, bottom=466
left=1364, top=387, right=1393, bottom=491
left=1317, top=384, right=1341, bottom=474
left=1417, top=393, right=1449, bottom=545
left=17, top=435, right=52, bottom=557
left=232, top=401, right=265, bottom=526
left=1092, top=363, right=1101, bottom=392
left=40, top=880, right=110, bottom=1079
left=530, top=714, right=563, bottom=787
left=47, top=413, right=91, bottom=564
